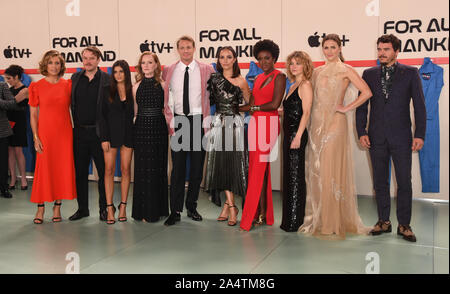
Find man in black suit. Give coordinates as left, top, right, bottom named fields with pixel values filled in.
left=356, top=34, right=426, bottom=242
left=69, top=46, right=110, bottom=221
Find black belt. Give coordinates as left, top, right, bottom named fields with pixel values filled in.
left=138, top=108, right=163, bottom=117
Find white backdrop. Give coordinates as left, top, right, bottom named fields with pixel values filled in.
left=1, top=0, right=448, bottom=200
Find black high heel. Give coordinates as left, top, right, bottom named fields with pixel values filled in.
left=118, top=202, right=127, bottom=222
left=106, top=204, right=116, bottom=225
left=52, top=202, right=62, bottom=222
left=33, top=204, right=45, bottom=224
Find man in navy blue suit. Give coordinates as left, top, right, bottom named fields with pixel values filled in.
left=356, top=34, right=426, bottom=242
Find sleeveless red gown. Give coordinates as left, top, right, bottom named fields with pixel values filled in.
left=240, top=70, right=281, bottom=231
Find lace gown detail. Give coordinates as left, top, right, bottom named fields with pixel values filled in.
left=299, top=60, right=370, bottom=239
left=205, top=73, right=248, bottom=198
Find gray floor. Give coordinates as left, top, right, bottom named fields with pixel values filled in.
left=0, top=181, right=448, bottom=274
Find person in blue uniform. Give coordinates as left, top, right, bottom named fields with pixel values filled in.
left=418, top=57, right=444, bottom=193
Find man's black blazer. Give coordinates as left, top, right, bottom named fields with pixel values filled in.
left=356, top=63, right=426, bottom=146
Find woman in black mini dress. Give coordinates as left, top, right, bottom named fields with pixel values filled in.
left=4, top=65, right=29, bottom=190
left=100, top=60, right=134, bottom=224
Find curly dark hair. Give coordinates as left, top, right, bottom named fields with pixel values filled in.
left=377, top=34, right=401, bottom=52
left=4, top=65, right=24, bottom=79
left=253, top=39, right=280, bottom=62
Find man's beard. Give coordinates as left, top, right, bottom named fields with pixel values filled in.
left=379, top=56, right=395, bottom=66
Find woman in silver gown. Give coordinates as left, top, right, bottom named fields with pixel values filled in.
left=205, top=46, right=250, bottom=226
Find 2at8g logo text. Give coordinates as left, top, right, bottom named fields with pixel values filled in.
left=219, top=278, right=275, bottom=289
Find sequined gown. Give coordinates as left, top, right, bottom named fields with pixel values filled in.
left=281, top=86, right=308, bottom=232
left=205, top=73, right=248, bottom=199
left=299, top=60, right=370, bottom=239
left=132, top=77, right=169, bottom=222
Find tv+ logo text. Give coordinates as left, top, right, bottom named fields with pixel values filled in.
left=307, top=33, right=350, bottom=47
left=3, top=46, right=32, bottom=59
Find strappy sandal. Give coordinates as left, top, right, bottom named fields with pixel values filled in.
left=227, top=205, right=239, bottom=226
left=52, top=202, right=62, bottom=223
left=106, top=204, right=116, bottom=225
left=118, top=202, right=127, bottom=222
left=217, top=202, right=230, bottom=222
left=254, top=214, right=266, bottom=226
left=33, top=204, right=45, bottom=224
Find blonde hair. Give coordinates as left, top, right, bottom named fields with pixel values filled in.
left=176, top=35, right=195, bottom=48
left=38, top=50, right=66, bottom=77
left=135, top=51, right=162, bottom=84
left=286, top=51, right=314, bottom=82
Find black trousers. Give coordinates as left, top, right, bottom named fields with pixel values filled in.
left=0, top=137, right=9, bottom=192
left=369, top=139, right=413, bottom=225
left=73, top=127, right=106, bottom=213
left=170, top=115, right=205, bottom=213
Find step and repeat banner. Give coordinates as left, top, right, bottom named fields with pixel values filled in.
left=1, top=0, right=448, bottom=200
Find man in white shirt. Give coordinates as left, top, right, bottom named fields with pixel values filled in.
left=162, top=35, right=215, bottom=226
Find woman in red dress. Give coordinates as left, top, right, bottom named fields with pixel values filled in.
left=240, top=40, right=286, bottom=231
left=29, top=50, right=77, bottom=224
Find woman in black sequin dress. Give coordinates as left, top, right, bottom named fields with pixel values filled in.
left=280, top=51, right=313, bottom=232
left=132, top=52, right=169, bottom=222
left=205, top=47, right=250, bottom=226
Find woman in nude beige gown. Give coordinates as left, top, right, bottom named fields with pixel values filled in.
left=299, top=34, right=373, bottom=239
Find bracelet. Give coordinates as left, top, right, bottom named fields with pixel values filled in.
left=33, top=133, right=38, bottom=141
left=250, top=105, right=261, bottom=112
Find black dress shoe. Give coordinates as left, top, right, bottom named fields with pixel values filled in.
left=187, top=209, right=202, bottom=221
left=1, top=190, right=13, bottom=198
left=69, top=210, right=89, bottom=221
left=164, top=213, right=181, bottom=226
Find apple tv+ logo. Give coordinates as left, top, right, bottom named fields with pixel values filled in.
left=3, top=46, right=32, bottom=59
left=308, top=33, right=350, bottom=47
left=140, top=40, right=174, bottom=53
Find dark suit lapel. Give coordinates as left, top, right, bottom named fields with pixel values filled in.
left=71, top=70, right=84, bottom=98
left=375, top=66, right=382, bottom=96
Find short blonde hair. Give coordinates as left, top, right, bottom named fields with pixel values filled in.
left=176, top=35, right=195, bottom=48
left=286, top=51, right=314, bottom=82
left=39, top=50, right=66, bottom=77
